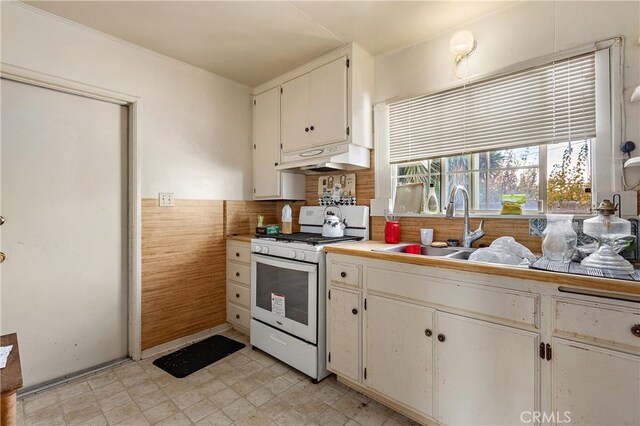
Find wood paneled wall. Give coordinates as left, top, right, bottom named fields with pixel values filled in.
left=141, top=199, right=226, bottom=350
left=225, top=200, right=277, bottom=236
left=372, top=216, right=542, bottom=253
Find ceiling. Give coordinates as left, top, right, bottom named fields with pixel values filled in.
left=25, top=1, right=514, bottom=87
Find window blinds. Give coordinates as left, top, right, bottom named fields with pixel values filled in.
left=388, top=52, right=596, bottom=163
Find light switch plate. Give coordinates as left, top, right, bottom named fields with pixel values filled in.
left=158, top=192, right=175, bottom=207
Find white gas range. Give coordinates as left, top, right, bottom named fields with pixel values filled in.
left=250, top=205, right=369, bottom=382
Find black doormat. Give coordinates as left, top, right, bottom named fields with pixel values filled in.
left=153, top=335, right=245, bottom=378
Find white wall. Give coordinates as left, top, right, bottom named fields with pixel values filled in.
left=1, top=2, right=253, bottom=200
left=375, top=1, right=640, bottom=181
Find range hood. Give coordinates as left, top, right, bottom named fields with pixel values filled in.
left=276, top=143, right=370, bottom=173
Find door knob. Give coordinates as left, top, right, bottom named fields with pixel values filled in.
left=0, top=252, right=5, bottom=264
left=0, top=216, right=4, bottom=226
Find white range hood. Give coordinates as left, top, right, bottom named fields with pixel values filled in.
left=276, top=143, right=370, bottom=173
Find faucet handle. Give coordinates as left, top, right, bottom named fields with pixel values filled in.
left=478, top=219, right=485, bottom=231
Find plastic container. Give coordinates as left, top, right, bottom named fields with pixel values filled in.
left=426, top=184, right=439, bottom=214
left=405, top=244, right=421, bottom=254
left=500, top=194, right=526, bottom=215
left=385, top=221, right=400, bottom=244
left=281, top=204, right=292, bottom=234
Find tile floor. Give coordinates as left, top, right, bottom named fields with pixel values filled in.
left=16, top=330, right=419, bottom=426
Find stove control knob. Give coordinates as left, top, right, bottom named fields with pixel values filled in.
left=262, top=246, right=269, bottom=254
left=298, top=251, right=306, bottom=260
left=254, top=245, right=262, bottom=253
left=289, top=250, right=297, bottom=259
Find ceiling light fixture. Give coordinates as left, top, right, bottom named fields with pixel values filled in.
left=450, top=30, right=477, bottom=65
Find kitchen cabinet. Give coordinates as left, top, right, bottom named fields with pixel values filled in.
left=436, top=312, right=538, bottom=426
left=281, top=56, right=347, bottom=153
left=327, top=286, right=361, bottom=383
left=226, top=240, right=252, bottom=333
left=365, top=296, right=434, bottom=418
left=252, top=87, right=304, bottom=200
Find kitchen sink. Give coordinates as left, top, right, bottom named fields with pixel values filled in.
left=373, top=244, right=476, bottom=259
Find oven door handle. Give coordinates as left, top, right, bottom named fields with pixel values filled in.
left=269, top=334, right=289, bottom=346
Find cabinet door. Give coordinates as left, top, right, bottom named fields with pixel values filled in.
left=366, top=296, right=434, bottom=417
left=327, top=287, right=361, bottom=382
left=309, top=56, right=348, bottom=147
left=253, top=87, right=281, bottom=198
left=436, top=312, right=539, bottom=425
left=552, top=338, right=640, bottom=425
left=281, top=73, right=310, bottom=153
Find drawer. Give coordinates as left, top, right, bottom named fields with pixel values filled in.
left=553, top=298, right=640, bottom=352
left=227, top=244, right=251, bottom=264
left=227, top=303, right=251, bottom=330
left=367, top=266, right=539, bottom=328
left=227, top=262, right=250, bottom=285
left=329, top=262, right=361, bottom=288
left=227, top=282, right=250, bottom=307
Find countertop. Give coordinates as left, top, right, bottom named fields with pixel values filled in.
left=324, top=241, right=640, bottom=297
left=227, top=234, right=253, bottom=243
left=1, top=333, right=23, bottom=396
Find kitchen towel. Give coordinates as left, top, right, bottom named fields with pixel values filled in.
left=531, top=258, right=640, bottom=281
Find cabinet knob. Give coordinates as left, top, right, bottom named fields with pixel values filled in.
left=305, top=127, right=309, bottom=132
left=310, top=125, right=315, bottom=131
left=352, top=308, right=358, bottom=315
left=274, top=162, right=278, bottom=166
left=235, top=272, right=240, bottom=277
left=632, top=324, right=640, bottom=338
left=424, top=329, right=432, bottom=337
left=236, top=293, right=240, bottom=298
left=437, top=334, right=446, bottom=342
left=340, top=272, right=347, bottom=278
left=235, top=252, right=240, bottom=257
left=236, top=314, right=240, bottom=319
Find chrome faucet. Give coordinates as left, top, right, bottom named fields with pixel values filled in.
left=445, top=185, right=485, bottom=248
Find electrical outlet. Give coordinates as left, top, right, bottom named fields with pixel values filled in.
left=158, top=192, right=175, bottom=207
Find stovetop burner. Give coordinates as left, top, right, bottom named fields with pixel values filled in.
left=254, top=232, right=362, bottom=246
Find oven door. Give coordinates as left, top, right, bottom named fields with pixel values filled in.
left=251, top=253, right=318, bottom=344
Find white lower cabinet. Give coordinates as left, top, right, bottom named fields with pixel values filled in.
left=435, top=312, right=538, bottom=426
left=365, top=296, right=434, bottom=418
left=551, top=337, right=640, bottom=426
left=328, top=286, right=361, bottom=383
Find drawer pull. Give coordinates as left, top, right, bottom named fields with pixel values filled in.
left=631, top=324, right=640, bottom=338
left=424, top=329, right=432, bottom=337
left=340, top=272, right=347, bottom=278
left=235, top=293, right=240, bottom=298
left=235, top=252, right=240, bottom=257
left=352, top=308, right=358, bottom=315
left=235, top=272, right=240, bottom=277
left=235, top=314, right=240, bottom=319
left=437, top=334, right=446, bottom=342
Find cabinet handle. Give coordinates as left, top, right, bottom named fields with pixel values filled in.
left=235, top=314, right=240, bottom=319
left=235, top=252, right=240, bottom=257
left=437, top=334, right=446, bottom=342
left=235, top=272, right=240, bottom=277
left=235, top=293, right=240, bottom=298
left=352, top=308, right=358, bottom=315
left=274, top=162, right=278, bottom=166
left=546, top=343, right=552, bottom=361
left=310, top=125, right=315, bottom=131
left=424, top=329, right=432, bottom=337
left=340, top=272, right=347, bottom=278
left=631, top=324, right=640, bottom=338
left=305, top=127, right=309, bottom=132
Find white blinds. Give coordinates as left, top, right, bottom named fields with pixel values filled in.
left=389, top=52, right=596, bottom=163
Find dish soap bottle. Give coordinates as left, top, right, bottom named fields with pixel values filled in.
left=427, top=184, right=439, bottom=214
left=281, top=204, right=292, bottom=234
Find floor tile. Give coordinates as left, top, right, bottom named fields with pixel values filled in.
left=142, top=400, right=179, bottom=424
left=316, top=406, right=349, bottom=426
left=245, top=386, right=275, bottom=407
left=182, top=398, right=218, bottom=423
left=97, top=390, right=132, bottom=412
left=155, top=411, right=192, bottom=426
left=171, top=388, right=206, bottom=410
left=221, top=397, right=258, bottom=422
left=133, top=388, right=170, bottom=412
left=87, top=371, right=119, bottom=390
left=275, top=408, right=308, bottom=426
left=103, top=401, right=142, bottom=425
left=128, top=380, right=159, bottom=400
left=259, top=397, right=292, bottom=420
left=23, top=391, right=60, bottom=415
left=57, top=381, right=92, bottom=402
left=208, top=387, right=241, bottom=409
left=196, top=410, right=233, bottom=426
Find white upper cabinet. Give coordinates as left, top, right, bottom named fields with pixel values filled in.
left=253, top=87, right=305, bottom=200
left=281, top=56, right=347, bottom=153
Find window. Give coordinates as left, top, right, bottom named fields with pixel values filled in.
left=387, top=49, right=602, bottom=214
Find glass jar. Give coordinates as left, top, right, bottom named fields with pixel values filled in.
left=542, top=214, right=577, bottom=262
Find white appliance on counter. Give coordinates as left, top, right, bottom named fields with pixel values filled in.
left=250, top=205, right=369, bottom=382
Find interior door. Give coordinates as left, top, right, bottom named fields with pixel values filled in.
left=0, top=79, right=128, bottom=389
left=309, top=56, right=348, bottom=147
left=280, top=73, right=310, bottom=153
left=253, top=87, right=281, bottom=198
left=436, top=312, right=539, bottom=425
left=366, top=296, right=434, bottom=417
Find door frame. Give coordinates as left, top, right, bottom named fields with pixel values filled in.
left=0, top=63, right=143, bottom=360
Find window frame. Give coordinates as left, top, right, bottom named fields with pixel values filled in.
left=373, top=38, right=620, bottom=217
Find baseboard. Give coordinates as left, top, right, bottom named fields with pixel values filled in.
left=141, top=323, right=232, bottom=359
